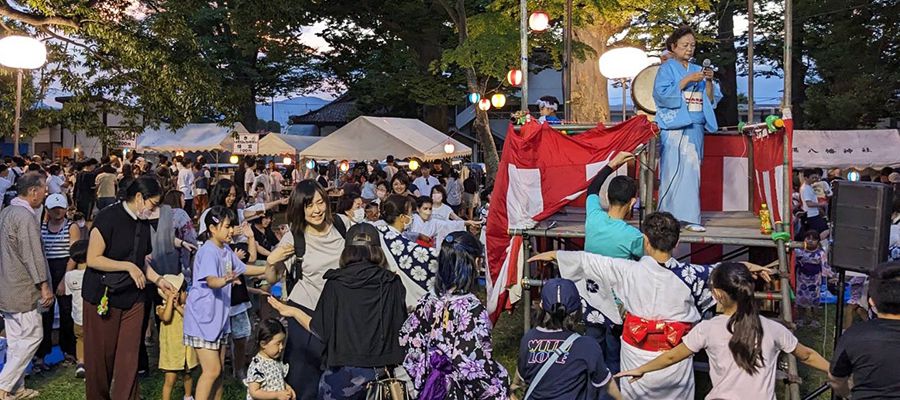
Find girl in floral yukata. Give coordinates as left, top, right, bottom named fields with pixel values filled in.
left=399, top=231, right=510, bottom=400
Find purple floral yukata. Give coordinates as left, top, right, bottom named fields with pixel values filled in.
left=399, top=293, right=509, bottom=400
left=794, top=248, right=830, bottom=308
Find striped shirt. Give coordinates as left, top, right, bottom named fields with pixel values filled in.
left=41, top=220, right=72, bottom=260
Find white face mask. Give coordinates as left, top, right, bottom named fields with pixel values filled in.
left=76, top=220, right=86, bottom=228
left=352, top=208, right=365, bottom=222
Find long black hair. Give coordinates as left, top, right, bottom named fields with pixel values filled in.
left=287, top=179, right=332, bottom=237
left=711, top=262, right=764, bottom=375
left=208, top=178, right=238, bottom=215
left=434, top=231, right=482, bottom=296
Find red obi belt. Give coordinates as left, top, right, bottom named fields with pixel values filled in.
left=622, top=312, right=694, bottom=352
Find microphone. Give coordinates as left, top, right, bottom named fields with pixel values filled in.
left=702, top=58, right=712, bottom=71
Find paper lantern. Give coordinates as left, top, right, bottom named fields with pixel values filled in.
left=506, top=69, right=523, bottom=87
left=598, top=47, right=651, bottom=79
left=305, top=159, right=316, bottom=170
left=848, top=171, right=860, bottom=182
left=0, top=36, right=47, bottom=70
left=282, top=157, right=292, bottom=165
left=339, top=160, right=350, bottom=172
left=528, top=11, right=550, bottom=32
left=444, top=142, right=455, bottom=154
left=468, top=93, right=481, bottom=104
left=229, top=155, right=239, bottom=164
left=409, top=159, right=420, bottom=171
left=491, top=93, right=506, bottom=109
left=477, top=99, right=491, bottom=111
left=73, top=147, right=80, bottom=153
left=175, top=151, right=185, bottom=157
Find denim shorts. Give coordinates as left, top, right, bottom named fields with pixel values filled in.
left=230, top=310, right=252, bottom=339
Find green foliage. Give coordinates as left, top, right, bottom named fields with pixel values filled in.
left=751, top=0, right=899, bottom=128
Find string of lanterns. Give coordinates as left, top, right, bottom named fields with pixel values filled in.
left=467, top=10, right=550, bottom=112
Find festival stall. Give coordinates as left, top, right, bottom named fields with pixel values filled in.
left=256, top=133, right=322, bottom=156
left=299, top=116, right=471, bottom=161
left=136, top=122, right=247, bottom=152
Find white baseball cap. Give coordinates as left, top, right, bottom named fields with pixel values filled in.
left=44, top=193, right=68, bottom=209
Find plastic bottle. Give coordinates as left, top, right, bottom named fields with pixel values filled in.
left=759, top=203, right=773, bottom=234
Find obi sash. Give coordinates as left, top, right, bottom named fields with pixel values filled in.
left=622, top=312, right=693, bottom=352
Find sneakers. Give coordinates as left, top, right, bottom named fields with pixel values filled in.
left=75, top=364, right=85, bottom=379
left=684, top=224, right=707, bottom=232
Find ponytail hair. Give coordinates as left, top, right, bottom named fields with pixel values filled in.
left=711, top=262, right=764, bottom=375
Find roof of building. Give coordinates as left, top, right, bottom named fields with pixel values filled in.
left=289, top=94, right=356, bottom=125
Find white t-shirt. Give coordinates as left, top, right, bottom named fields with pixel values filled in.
left=47, top=175, right=65, bottom=195
left=64, top=269, right=86, bottom=326
left=412, top=176, right=440, bottom=197
left=431, top=203, right=454, bottom=221
left=177, top=168, right=195, bottom=200
left=278, top=215, right=350, bottom=310
left=800, top=184, right=819, bottom=217
left=270, top=171, right=284, bottom=193
left=682, top=315, right=798, bottom=400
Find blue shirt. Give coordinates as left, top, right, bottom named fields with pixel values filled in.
left=584, top=194, right=644, bottom=259
left=519, top=328, right=611, bottom=400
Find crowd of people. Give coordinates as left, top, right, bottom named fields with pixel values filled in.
left=0, top=149, right=898, bottom=400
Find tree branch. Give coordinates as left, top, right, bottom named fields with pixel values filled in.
left=0, top=1, right=80, bottom=29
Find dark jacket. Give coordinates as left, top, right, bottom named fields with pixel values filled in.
left=311, top=261, right=407, bottom=368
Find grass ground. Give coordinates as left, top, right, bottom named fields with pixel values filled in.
left=19, top=300, right=842, bottom=400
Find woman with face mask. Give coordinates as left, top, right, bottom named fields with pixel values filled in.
left=83, top=177, right=178, bottom=399
left=336, top=193, right=365, bottom=225
left=374, top=181, right=389, bottom=204
left=372, top=195, right=438, bottom=309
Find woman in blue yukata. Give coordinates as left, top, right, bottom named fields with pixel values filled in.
left=653, top=26, right=723, bottom=232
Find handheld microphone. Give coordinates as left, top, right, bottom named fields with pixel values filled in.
left=702, top=58, right=712, bottom=71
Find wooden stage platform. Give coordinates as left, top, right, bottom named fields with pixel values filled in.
left=508, top=209, right=799, bottom=248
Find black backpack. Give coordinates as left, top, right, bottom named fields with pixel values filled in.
left=286, top=216, right=347, bottom=294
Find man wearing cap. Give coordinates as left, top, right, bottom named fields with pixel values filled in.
left=0, top=172, right=53, bottom=400
left=529, top=212, right=771, bottom=399
left=518, top=278, right=621, bottom=400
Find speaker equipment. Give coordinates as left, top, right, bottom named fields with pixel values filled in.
left=830, top=181, right=894, bottom=274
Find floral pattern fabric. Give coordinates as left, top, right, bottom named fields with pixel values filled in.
left=399, top=293, right=510, bottom=400
left=664, top=259, right=716, bottom=316
left=375, top=223, right=438, bottom=293
left=794, top=248, right=831, bottom=308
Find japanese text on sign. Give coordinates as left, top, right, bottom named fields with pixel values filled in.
left=233, top=133, right=259, bottom=155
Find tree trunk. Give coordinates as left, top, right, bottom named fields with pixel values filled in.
left=714, top=1, right=739, bottom=127
left=463, top=70, right=498, bottom=187
left=572, top=24, right=611, bottom=123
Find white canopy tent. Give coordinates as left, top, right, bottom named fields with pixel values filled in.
left=299, top=116, right=472, bottom=161
left=136, top=122, right=248, bottom=152
left=793, top=129, right=900, bottom=168
left=257, top=133, right=322, bottom=156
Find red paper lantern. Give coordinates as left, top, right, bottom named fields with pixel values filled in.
left=507, top=69, right=523, bottom=87
left=529, top=11, right=550, bottom=32
left=477, top=98, right=491, bottom=111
